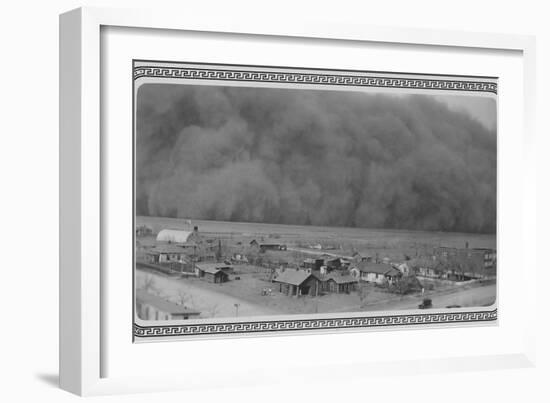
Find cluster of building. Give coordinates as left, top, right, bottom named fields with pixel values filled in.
left=273, top=270, right=359, bottom=297
left=271, top=254, right=409, bottom=297
left=136, top=225, right=497, bottom=308
left=410, top=245, right=497, bottom=281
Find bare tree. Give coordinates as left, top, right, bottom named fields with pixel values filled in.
left=173, top=289, right=192, bottom=308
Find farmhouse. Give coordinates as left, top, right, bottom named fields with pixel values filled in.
left=156, top=226, right=202, bottom=244
left=273, top=270, right=322, bottom=297
left=323, top=273, right=358, bottom=294
left=353, top=262, right=403, bottom=285
left=145, top=244, right=188, bottom=264
left=195, top=263, right=231, bottom=283
left=136, top=289, right=201, bottom=320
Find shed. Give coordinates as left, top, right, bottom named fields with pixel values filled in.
left=195, top=263, right=231, bottom=283
left=273, top=270, right=321, bottom=297
left=323, top=273, right=358, bottom=294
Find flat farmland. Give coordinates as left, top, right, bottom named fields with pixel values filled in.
left=137, top=216, right=496, bottom=261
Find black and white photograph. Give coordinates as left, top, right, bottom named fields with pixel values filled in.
left=133, top=61, right=497, bottom=338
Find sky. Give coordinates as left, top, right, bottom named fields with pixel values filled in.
left=136, top=83, right=497, bottom=234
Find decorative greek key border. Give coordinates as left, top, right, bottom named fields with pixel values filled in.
left=134, top=309, right=497, bottom=338
left=133, top=64, right=498, bottom=94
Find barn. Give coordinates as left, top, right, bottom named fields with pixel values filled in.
left=273, top=270, right=321, bottom=297
left=156, top=226, right=202, bottom=244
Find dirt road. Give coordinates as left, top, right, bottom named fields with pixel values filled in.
left=360, top=282, right=496, bottom=312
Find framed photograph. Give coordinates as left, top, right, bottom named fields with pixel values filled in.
left=60, top=7, right=537, bottom=396
left=132, top=60, right=498, bottom=341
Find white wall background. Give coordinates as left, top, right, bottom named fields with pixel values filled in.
left=0, top=0, right=548, bottom=402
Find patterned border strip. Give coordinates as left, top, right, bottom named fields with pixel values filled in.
left=134, top=309, right=497, bottom=338
left=133, top=66, right=498, bottom=94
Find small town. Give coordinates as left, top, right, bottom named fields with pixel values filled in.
left=135, top=219, right=497, bottom=321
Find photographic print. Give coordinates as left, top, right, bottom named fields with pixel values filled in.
left=133, top=61, right=497, bottom=340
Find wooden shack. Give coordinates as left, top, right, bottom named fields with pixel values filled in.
left=323, top=273, right=358, bottom=294
left=195, top=263, right=231, bottom=283
left=273, top=270, right=321, bottom=297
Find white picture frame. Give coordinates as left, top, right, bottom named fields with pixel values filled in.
left=59, top=6, right=537, bottom=396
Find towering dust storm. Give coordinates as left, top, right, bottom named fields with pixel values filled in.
left=136, top=84, right=496, bottom=233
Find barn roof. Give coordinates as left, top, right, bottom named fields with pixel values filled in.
left=136, top=289, right=200, bottom=315
left=273, top=270, right=313, bottom=286
left=156, top=229, right=200, bottom=243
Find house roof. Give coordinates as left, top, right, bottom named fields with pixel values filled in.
left=136, top=289, right=200, bottom=315
left=146, top=244, right=188, bottom=255
left=195, top=263, right=232, bottom=274
left=356, top=262, right=400, bottom=276
left=273, top=270, right=313, bottom=286
left=325, top=273, right=358, bottom=284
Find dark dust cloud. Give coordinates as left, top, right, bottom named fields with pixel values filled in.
left=136, top=84, right=496, bottom=233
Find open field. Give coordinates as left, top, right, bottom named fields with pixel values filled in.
left=137, top=216, right=496, bottom=261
